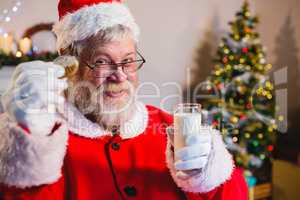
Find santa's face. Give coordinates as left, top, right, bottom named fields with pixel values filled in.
left=69, top=36, right=140, bottom=128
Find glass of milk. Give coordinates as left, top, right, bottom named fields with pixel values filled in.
left=173, top=103, right=202, bottom=160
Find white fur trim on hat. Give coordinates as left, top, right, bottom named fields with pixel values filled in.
left=0, top=113, right=68, bottom=188
left=166, top=129, right=234, bottom=193
left=53, top=2, right=140, bottom=52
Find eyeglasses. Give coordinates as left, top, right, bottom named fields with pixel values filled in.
left=84, top=51, right=146, bottom=78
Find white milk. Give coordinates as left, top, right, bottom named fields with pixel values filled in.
left=173, top=113, right=202, bottom=158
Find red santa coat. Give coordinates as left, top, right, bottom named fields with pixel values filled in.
left=0, top=103, right=247, bottom=200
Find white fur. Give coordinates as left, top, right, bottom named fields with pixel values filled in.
left=0, top=113, right=68, bottom=188
left=65, top=101, right=148, bottom=139
left=0, top=100, right=147, bottom=188
left=166, top=129, right=234, bottom=193
left=53, top=2, right=140, bottom=51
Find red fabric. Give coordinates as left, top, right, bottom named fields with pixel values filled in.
left=185, top=168, right=248, bottom=200
left=49, top=122, right=62, bottom=136
left=17, top=122, right=62, bottom=136
left=17, top=123, right=31, bottom=134
left=0, top=105, right=248, bottom=200
left=58, top=0, right=121, bottom=19
left=0, top=174, right=66, bottom=200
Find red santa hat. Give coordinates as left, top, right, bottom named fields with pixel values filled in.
left=53, top=0, right=140, bottom=52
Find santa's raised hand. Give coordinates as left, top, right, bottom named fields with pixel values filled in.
left=1, top=61, right=67, bottom=134
left=0, top=61, right=69, bottom=188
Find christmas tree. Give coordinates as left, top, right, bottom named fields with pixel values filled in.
left=194, top=1, right=278, bottom=183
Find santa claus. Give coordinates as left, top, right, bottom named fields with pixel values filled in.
left=0, top=0, right=247, bottom=199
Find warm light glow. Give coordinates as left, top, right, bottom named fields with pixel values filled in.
left=16, top=51, right=22, bottom=58
left=19, top=37, right=32, bottom=54
left=215, top=70, right=221, bottom=76
left=231, top=116, right=239, bottom=123
left=267, top=94, right=272, bottom=99
left=232, top=137, right=238, bottom=143
left=0, top=33, right=13, bottom=54
left=260, top=154, right=265, bottom=160
left=12, top=6, right=18, bottom=12
left=5, top=17, right=11, bottom=22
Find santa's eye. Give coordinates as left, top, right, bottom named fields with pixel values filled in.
left=122, top=58, right=134, bottom=63
left=95, top=59, right=110, bottom=65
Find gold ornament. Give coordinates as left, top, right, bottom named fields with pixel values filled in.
left=234, top=34, right=240, bottom=40
left=233, top=129, right=239, bottom=135
left=226, top=65, right=232, bottom=71
left=230, top=116, right=239, bottom=123
left=266, top=64, right=272, bottom=70
left=267, top=94, right=272, bottom=99
left=215, top=70, right=221, bottom=76
left=258, top=133, right=264, bottom=139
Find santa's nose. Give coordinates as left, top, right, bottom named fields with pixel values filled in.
left=106, top=67, right=127, bottom=83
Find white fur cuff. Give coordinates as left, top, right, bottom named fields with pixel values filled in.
left=0, top=113, right=68, bottom=188
left=166, top=129, right=234, bottom=193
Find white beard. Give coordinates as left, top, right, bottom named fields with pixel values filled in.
left=69, top=80, right=137, bottom=129
left=95, top=100, right=136, bottom=128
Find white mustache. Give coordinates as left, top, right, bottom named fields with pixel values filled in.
left=69, top=79, right=137, bottom=115
left=101, top=82, right=131, bottom=93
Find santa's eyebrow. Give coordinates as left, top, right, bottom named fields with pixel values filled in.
left=123, top=52, right=135, bottom=57
left=89, top=47, right=135, bottom=60
left=94, top=52, right=111, bottom=58
left=96, top=52, right=135, bottom=59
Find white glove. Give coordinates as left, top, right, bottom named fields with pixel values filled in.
left=167, top=126, right=212, bottom=180
left=1, top=61, right=68, bottom=135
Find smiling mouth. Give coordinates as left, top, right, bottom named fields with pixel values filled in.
left=104, top=90, right=127, bottom=98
